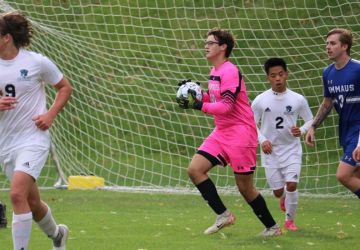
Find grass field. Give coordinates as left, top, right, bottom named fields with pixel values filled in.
left=0, top=190, right=359, bottom=250
left=0, top=0, right=358, bottom=194
left=0, top=1, right=360, bottom=249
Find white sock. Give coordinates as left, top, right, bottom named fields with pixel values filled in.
left=285, top=189, right=298, bottom=221
left=36, top=205, right=58, bottom=239
left=12, top=212, right=33, bottom=250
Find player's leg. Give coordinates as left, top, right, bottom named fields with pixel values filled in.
left=284, top=182, right=298, bottom=231
left=29, top=184, right=68, bottom=250
left=354, top=167, right=360, bottom=179
left=10, top=171, right=34, bottom=250
left=188, top=135, right=235, bottom=234
left=337, top=142, right=360, bottom=198
left=272, top=186, right=286, bottom=213
left=231, top=147, right=281, bottom=237
left=264, top=167, right=285, bottom=211
left=283, top=164, right=300, bottom=231
left=7, top=146, right=49, bottom=250
left=336, top=162, right=360, bottom=197
left=188, top=152, right=235, bottom=234
left=234, top=173, right=281, bottom=236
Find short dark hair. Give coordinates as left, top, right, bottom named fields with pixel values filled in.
left=264, top=58, right=287, bottom=75
left=207, top=28, right=234, bottom=58
left=0, top=11, right=33, bottom=48
left=327, top=28, right=352, bottom=56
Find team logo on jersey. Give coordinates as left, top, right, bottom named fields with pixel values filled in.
left=22, top=162, right=30, bottom=168
left=17, top=69, right=31, bottom=81
left=284, top=105, right=295, bottom=115
left=265, top=107, right=271, bottom=112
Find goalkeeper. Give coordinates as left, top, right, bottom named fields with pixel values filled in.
left=177, top=28, right=281, bottom=237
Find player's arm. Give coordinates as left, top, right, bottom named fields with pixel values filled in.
left=305, top=97, right=333, bottom=146
left=202, top=70, right=240, bottom=115
left=291, top=119, right=313, bottom=138
left=251, top=97, right=272, bottom=154
left=33, top=77, right=72, bottom=130
left=292, top=96, right=314, bottom=137
left=201, top=89, right=237, bottom=114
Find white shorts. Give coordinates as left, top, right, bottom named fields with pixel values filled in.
left=0, top=146, right=49, bottom=180
left=264, top=163, right=301, bottom=190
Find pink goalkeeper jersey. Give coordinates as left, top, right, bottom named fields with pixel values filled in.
left=201, top=61, right=257, bottom=147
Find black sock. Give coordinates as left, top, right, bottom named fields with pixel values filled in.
left=248, top=194, right=276, bottom=228
left=354, top=188, right=360, bottom=199
left=196, top=178, right=227, bottom=215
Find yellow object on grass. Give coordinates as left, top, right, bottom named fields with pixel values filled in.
left=68, top=175, right=105, bottom=190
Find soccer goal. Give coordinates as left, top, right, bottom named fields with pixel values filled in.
left=0, top=0, right=359, bottom=196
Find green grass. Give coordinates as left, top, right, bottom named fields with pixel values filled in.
left=0, top=190, right=359, bottom=250
left=0, top=0, right=357, bottom=194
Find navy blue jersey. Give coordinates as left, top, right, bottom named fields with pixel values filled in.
left=323, top=59, right=360, bottom=146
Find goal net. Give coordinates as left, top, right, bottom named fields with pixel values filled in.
left=1, top=0, right=359, bottom=196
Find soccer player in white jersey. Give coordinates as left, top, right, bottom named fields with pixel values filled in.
left=252, top=58, right=313, bottom=231
left=306, top=29, right=360, bottom=199
left=0, top=11, right=72, bottom=250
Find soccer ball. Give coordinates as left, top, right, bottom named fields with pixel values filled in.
left=176, top=81, right=202, bottom=101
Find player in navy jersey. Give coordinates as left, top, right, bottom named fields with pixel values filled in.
left=305, top=28, right=360, bottom=199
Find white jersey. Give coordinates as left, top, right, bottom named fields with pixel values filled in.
left=0, top=48, right=63, bottom=156
left=251, top=88, right=313, bottom=168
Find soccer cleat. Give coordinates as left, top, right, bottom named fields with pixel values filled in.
left=260, top=224, right=282, bottom=237
left=0, top=202, right=7, bottom=228
left=284, top=220, right=298, bottom=231
left=52, top=224, right=69, bottom=250
left=204, top=211, right=236, bottom=235
left=279, top=196, right=285, bottom=212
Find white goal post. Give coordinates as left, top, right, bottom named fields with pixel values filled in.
left=1, top=0, right=359, bottom=196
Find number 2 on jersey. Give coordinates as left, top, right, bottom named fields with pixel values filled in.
left=275, top=116, right=284, bottom=129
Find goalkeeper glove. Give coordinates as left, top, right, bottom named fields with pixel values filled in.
left=187, top=89, right=203, bottom=110
left=177, top=96, right=189, bottom=109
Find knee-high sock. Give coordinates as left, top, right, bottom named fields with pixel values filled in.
left=12, top=212, right=33, bottom=250
left=196, top=178, right=227, bottom=215
left=248, top=194, right=276, bottom=228
left=285, top=189, right=298, bottom=221
left=36, top=204, right=58, bottom=239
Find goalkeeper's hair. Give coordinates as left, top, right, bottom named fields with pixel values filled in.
left=264, top=57, right=287, bottom=75
left=0, top=11, right=33, bottom=48
left=207, top=28, right=234, bottom=58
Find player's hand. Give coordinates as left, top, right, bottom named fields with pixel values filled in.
left=352, top=146, right=360, bottom=162
left=305, top=127, right=315, bottom=147
left=0, top=97, right=17, bottom=111
left=177, top=96, right=189, bottom=109
left=32, top=112, right=56, bottom=130
left=261, top=140, right=272, bottom=154
left=291, top=126, right=301, bottom=137
left=188, top=89, right=203, bottom=110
